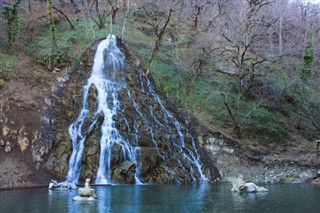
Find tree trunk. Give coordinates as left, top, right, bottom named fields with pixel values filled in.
left=147, top=9, right=173, bottom=75
left=221, top=93, right=241, bottom=138
left=192, top=5, right=201, bottom=30
left=53, top=6, right=75, bottom=30
left=46, top=0, right=57, bottom=69
left=279, top=15, right=282, bottom=55
left=121, top=0, right=130, bottom=38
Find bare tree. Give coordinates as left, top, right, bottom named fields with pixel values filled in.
left=199, top=0, right=276, bottom=137
left=107, top=0, right=120, bottom=24
left=135, top=0, right=181, bottom=75
left=269, top=0, right=320, bottom=57
left=85, top=0, right=108, bottom=29
left=189, top=0, right=214, bottom=30
left=53, top=6, right=75, bottom=30
left=215, top=0, right=275, bottom=94
left=84, top=0, right=122, bottom=29
left=166, top=0, right=223, bottom=83
left=176, top=0, right=222, bottom=32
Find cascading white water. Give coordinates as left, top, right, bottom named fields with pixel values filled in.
left=66, top=34, right=207, bottom=184
left=129, top=70, right=207, bottom=182
left=144, top=76, right=207, bottom=181
left=66, top=35, right=140, bottom=184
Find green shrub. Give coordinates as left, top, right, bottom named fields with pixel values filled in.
left=152, top=60, right=181, bottom=98
left=267, top=70, right=320, bottom=140
left=286, top=174, right=300, bottom=179
left=28, top=31, right=74, bottom=68
left=0, top=79, right=5, bottom=88
left=2, top=0, right=21, bottom=49
left=300, top=32, right=314, bottom=81
left=0, top=53, right=17, bottom=80
left=242, top=106, right=287, bottom=143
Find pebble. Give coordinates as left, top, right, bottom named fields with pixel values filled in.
left=5, top=145, right=11, bottom=153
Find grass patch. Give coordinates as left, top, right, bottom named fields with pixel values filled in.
left=286, top=174, right=300, bottom=179
left=0, top=53, right=18, bottom=80
left=149, top=48, right=290, bottom=143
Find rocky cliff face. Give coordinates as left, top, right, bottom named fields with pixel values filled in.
left=31, top=38, right=220, bottom=184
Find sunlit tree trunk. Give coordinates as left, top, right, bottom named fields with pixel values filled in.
left=279, top=15, right=282, bottom=55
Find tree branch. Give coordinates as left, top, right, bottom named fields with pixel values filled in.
left=53, top=6, right=75, bottom=30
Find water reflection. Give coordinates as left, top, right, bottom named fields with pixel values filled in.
left=231, top=189, right=268, bottom=204
left=1, top=183, right=320, bottom=213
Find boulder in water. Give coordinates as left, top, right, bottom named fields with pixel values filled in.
left=229, top=177, right=268, bottom=193
left=73, top=179, right=97, bottom=201
left=238, top=183, right=268, bottom=193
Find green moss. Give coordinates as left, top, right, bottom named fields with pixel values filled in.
left=286, top=174, right=300, bottom=179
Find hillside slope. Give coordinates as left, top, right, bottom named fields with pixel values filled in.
left=0, top=39, right=320, bottom=188
left=1, top=1, right=320, bottom=187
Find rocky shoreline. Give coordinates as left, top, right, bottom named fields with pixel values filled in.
left=196, top=134, right=320, bottom=185
left=0, top=184, right=48, bottom=191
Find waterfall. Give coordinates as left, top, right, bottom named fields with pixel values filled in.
left=66, top=35, right=137, bottom=184
left=66, top=34, right=207, bottom=184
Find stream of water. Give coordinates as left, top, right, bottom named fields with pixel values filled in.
left=1, top=183, right=320, bottom=213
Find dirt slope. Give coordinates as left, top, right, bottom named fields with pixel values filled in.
left=0, top=52, right=57, bottom=187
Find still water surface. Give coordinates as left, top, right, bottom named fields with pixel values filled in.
left=1, top=183, right=319, bottom=213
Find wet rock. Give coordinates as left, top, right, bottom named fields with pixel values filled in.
left=56, top=145, right=68, bottom=159
left=44, top=97, right=52, bottom=106
left=113, top=161, right=136, bottom=184
left=55, top=154, right=68, bottom=174
left=49, top=180, right=76, bottom=190
left=18, top=136, right=29, bottom=152
left=44, top=154, right=55, bottom=171
left=73, top=179, right=98, bottom=201
left=152, top=166, right=177, bottom=184
left=292, top=170, right=315, bottom=183
left=231, top=181, right=268, bottom=193
left=5, top=142, right=11, bottom=153
left=138, top=147, right=163, bottom=177
left=78, top=187, right=95, bottom=197
left=222, top=147, right=234, bottom=154
left=77, top=190, right=95, bottom=197
left=2, top=125, right=10, bottom=137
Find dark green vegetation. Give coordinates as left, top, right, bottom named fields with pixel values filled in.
left=0, top=0, right=319, bottom=144
left=2, top=0, right=21, bottom=50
